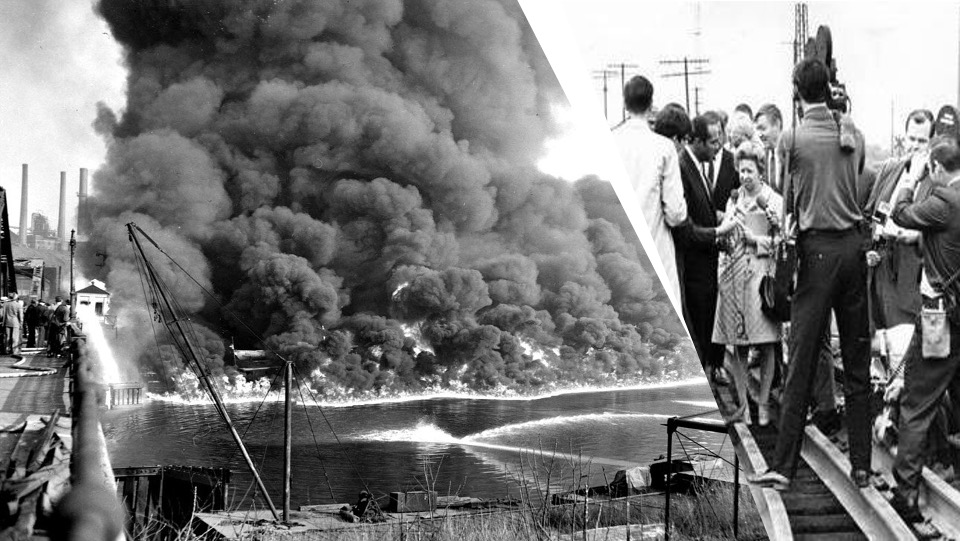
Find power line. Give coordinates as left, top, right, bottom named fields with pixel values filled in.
left=659, top=57, right=710, bottom=114
left=592, top=68, right=618, bottom=120
left=607, top=62, right=639, bottom=122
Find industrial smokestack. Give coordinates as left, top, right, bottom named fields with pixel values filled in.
left=78, top=168, right=88, bottom=237
left=58, top=172, right=67, bottom=251
left=19, top=164, right=28, bottom=246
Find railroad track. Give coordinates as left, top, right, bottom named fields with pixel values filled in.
left=730, top=419, right=960, bottom=540
left=872, top=441, right=960, bottom=540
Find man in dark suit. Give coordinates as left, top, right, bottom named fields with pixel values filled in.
left=864, top=110, right=932, bottom=377
left=674, top=111, right=739, bottom=383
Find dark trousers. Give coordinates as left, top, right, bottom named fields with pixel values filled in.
left=683, top=274, right=724, bottom=371
left=772, top=229, right=871, bottom=478
left=26, top=325, right=36, bottom=348
left=893, top=314, right=960, bottom=503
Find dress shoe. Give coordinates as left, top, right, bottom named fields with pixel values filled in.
left=850, top=468, right=871, bottom=489
left=889, top=490, right=924, bottom=523
left=748, top=470, right=789, bottom=491
left=712, top=365, right=731, bottom=387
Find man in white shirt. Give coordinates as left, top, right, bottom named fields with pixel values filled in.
left=612, top=75, right=687, bottom=306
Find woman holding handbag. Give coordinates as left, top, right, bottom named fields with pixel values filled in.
left=712, top=141, right=783, bottom=426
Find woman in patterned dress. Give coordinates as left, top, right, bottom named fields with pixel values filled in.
left=713, top=141, right=783, bottom=426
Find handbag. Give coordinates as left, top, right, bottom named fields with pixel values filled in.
left=759, top=128, right=797, bottom=322
left=760, top=240, right=796, bottom=322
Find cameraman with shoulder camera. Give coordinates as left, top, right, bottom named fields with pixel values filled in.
left=750, top=58, right=871, bottom=491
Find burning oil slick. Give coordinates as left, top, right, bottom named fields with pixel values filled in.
left=82, top=0, right=695, bottom=400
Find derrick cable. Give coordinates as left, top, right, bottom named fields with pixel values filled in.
left=130, top=224, right=281, bottom=521
left=236, top=368, right=285, bottom=443
left=292, top=367, right=339, bottom=501
left=131, top=240, right=173, bottom=388
left=132, top=223, right=294, bottom=364
left=130, top=223, right=293, bottom=432
left=237, top=403, right=280, bottom=525
left=131, top=228, right=229, bottom=426
left=226, top=369, right=286, bottom=510
left=132, top=240, right=209, bottom=394
left=294, top=364, right=377, bottom=500
left=131, top=223, right=372, bottom=504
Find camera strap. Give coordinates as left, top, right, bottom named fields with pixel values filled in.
left=780, top=125, right=796, bottom=238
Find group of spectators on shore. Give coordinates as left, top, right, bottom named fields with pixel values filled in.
left=614, top=57, right=960, bottom=524
left=0, top=294, right=70, bottom=358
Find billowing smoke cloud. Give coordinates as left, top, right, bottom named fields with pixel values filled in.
left=86, top=0, right=693, bottom=397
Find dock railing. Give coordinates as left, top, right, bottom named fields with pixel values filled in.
left=53, top=325, right=125, bottom=541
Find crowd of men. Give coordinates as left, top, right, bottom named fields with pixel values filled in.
left=614, top=57, right=960, bottom=525
left=0, top=294, right=71, bottom=358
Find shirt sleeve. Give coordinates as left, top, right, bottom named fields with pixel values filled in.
left=891, top=186, right=950, bottom=231
left=661, top=145, right=687, bottom=227
left=776, top=133, right=793, bottom=216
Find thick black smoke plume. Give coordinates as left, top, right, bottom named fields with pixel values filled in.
left=87, top=0, right=694, bottom=397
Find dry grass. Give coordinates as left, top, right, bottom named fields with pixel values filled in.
left=128, top=446, right=767, bottom=540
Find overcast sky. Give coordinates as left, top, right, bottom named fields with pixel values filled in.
left=533, top=1, right=960, bottom=179
left=3, top=1, right=957, bottom=238
left=0, top=1, right=125, bottom=236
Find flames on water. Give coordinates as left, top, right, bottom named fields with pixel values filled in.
left=76, top=303, right=122, bottom=384
left=83, top=0, right=696, bottom=401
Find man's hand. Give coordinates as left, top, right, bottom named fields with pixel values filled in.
left=716, top=212, right=739, bottom=236
left=907, top=150, right=929, bottom=182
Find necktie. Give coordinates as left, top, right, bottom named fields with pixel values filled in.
left=708, top=160, right=715, bottom=191
left=767, top=150, right=776, bottom=191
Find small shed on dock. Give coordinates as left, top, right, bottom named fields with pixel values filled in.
left=77, top=280, right=110, bottom=320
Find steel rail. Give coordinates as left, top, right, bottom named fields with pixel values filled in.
left=874, top=443, right=960, bottom=539
left=728, top=421, right=793, bottom=541
left=800, top=426, right=916, bottom=540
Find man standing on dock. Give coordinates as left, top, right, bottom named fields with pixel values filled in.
left=750, top=58, right=871, bottom=491
left=2, top=293, right=24, bottom=356
left=24, top=300, right=40, bottom=349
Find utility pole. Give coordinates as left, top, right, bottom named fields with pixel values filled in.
left=593, top=68, right=618, bottom=120
left=660, top=57, right=710, bottom=113
left=694, top=86, right=704, bottom=116
left=793, top=3, right=809, bottom=127
left=607, top=62, right=639, bottom=122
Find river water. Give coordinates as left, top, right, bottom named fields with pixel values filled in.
left=101, top=381, right=727, bottom=508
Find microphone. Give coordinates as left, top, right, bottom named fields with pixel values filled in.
left=756, top=192, right=769, bottom=210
